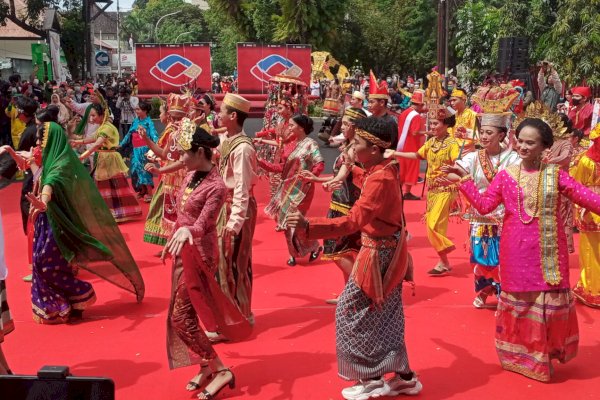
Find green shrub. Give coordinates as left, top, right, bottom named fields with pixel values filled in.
left=150, top=97, right=162, bottom=119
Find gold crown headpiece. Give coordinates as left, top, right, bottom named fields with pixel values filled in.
left=177, top=118, right=197, bottom=151
left=512, top=102, right=568, bottom=139
left=471, top=84, right=520, bottom=114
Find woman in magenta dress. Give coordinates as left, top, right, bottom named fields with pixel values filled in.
left=453, top=117, right=600, bottom=382
left=165, top=119, right=249, bottom=399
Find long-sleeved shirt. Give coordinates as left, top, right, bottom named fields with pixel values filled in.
left=175, top=167, right=226, bottom=269
left=218, top=131, right=258, bottom=234
left=460, top=166, right=600, bottom=292
left=307, top=159, right=403, bottom=239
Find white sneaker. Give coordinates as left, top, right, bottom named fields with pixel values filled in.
left=385, top=373, right=423, bottom=396
left=341, top=379, right=390, bottom=400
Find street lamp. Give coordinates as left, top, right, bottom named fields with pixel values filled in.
left=154, top=10, right=182, bottom=43
left=175, top=31, right=192, bottom=43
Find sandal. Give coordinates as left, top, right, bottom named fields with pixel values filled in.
left=427, top=264, right=451, bottom=277
left=473, top=296, right=485, bottom=309
left=198, top=369, right=236, bottom=400
left=205, top=331, right=229, bottom=343
left=186, top=364, right=211, bottom=391
left=309, top=247, right=323, bottom=263
left=287, top=256, right=296, bottom=267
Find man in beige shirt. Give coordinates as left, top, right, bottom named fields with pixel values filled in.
left=213, top=93, right=258, bottom=338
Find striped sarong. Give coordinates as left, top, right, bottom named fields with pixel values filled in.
left=495, top=289, right=578, bottom=382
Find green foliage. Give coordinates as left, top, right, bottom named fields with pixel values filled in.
left=123, top=0, right=210, bottom=44
left=454, top=0, right=501, bottom=82
left=150, top=96, right=162, bottom=119
left=60, top=6, right=85, bottom=78
left=272, top=0, right=347, bottom=50
left=546, top=0, right=600, bottom=86
left=342, top=0, right=436, bottom=76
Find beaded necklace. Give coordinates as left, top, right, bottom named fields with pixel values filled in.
left=516, top=163, right=543, bottom=224
left=478, top=148, right=513, bottom=182
left=180, top=170, right=210, bottom=208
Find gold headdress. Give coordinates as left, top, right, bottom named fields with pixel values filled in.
left=512, top=102, right=568, bottom=139
left=471, top=83, right=520, bottom=129
left=177, top=118, right=197, bottom=151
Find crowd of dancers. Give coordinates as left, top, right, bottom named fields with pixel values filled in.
left=0, top=69, right=599, bottom=400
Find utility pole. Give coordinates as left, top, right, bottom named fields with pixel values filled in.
left=83, top=0, right=113, bottom=80
left=436, top=0, right=446, bottom=73
left=117, top=0, right=122, bottom=78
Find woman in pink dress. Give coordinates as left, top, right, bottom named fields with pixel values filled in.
left=451, top=117, right=600, bottom=382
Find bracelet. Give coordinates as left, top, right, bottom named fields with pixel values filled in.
left=459, top=174, right=473, bottom=184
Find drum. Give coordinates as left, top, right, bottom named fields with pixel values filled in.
left=323, top=98, right=341, bottom=115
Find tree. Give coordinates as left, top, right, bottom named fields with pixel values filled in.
left=272, top=0, right=348, bottom=50
left=60, top=5, right=84, bottom=78
left=0, top=0, right=61, bottom=37
left=546, top=0, right=600, bottom=86
left=453, top=0, right=501, bottom=82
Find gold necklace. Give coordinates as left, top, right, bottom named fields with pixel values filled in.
left=516, top=163, right=542, bottom=224
left=431, top=135, right=448, bottom=153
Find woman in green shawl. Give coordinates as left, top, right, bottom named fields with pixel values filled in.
left=24, top=121, right=145, bottom=323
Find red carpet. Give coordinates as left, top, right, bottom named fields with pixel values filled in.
left=1, top=178, right=600, bottom=400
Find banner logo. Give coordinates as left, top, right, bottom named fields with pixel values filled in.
left=149, top=54, right=202, bottom=87
left=250, top=54, right=302, bottom=83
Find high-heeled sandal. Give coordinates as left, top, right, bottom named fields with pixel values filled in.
left=198, top=369, right=236, bottom=400
left=287, top=256, right=296, bottom=266
left=186, top=364, right=211, bottom=391
left=309, top=247, right=323, bottom=263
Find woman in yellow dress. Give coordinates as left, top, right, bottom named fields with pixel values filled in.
left=387, top=105, right=460, bottom=275
left=570, top=124, right=600, bottom=307
left=72, top=103, right=141, bottom=222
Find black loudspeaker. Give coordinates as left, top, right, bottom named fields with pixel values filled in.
left=497, top=37, right=529, bottom=74
left=0, top=366, right=115, bottom=400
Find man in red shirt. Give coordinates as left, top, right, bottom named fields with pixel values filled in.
left=568, top=86, right=594, bottom=137
left=287, top=116, right=421, bottom=400
left=396, top=89, right=426, bottom=199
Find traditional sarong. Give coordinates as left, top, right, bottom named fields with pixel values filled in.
left=144, top=181, right=167, bottom=245
left=285, top=187, right=320, bottom=258
left=336, top=236, right=411, bottom=380
left=495, top=289, right=578, bottom=382
left=31, top=214, right=96, bottom=324
left=425, top=188, right=457, bottom=254
left=470, top=223, right=500, bottom=295
left=166, top=259, right=216, bottom=370
left=573, top=231, right=600, bottom=308
left=0, top=280, right=14, bottom=343
left=323, top=154, right=361, bottom=261
left=217, top=196, right=257, bottom=319
left=96, top=173, right=141, bottom=222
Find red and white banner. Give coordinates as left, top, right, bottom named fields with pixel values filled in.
left=237, top=43, right=311, bottom=94
left=135, top=43, right=211, bottom=95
